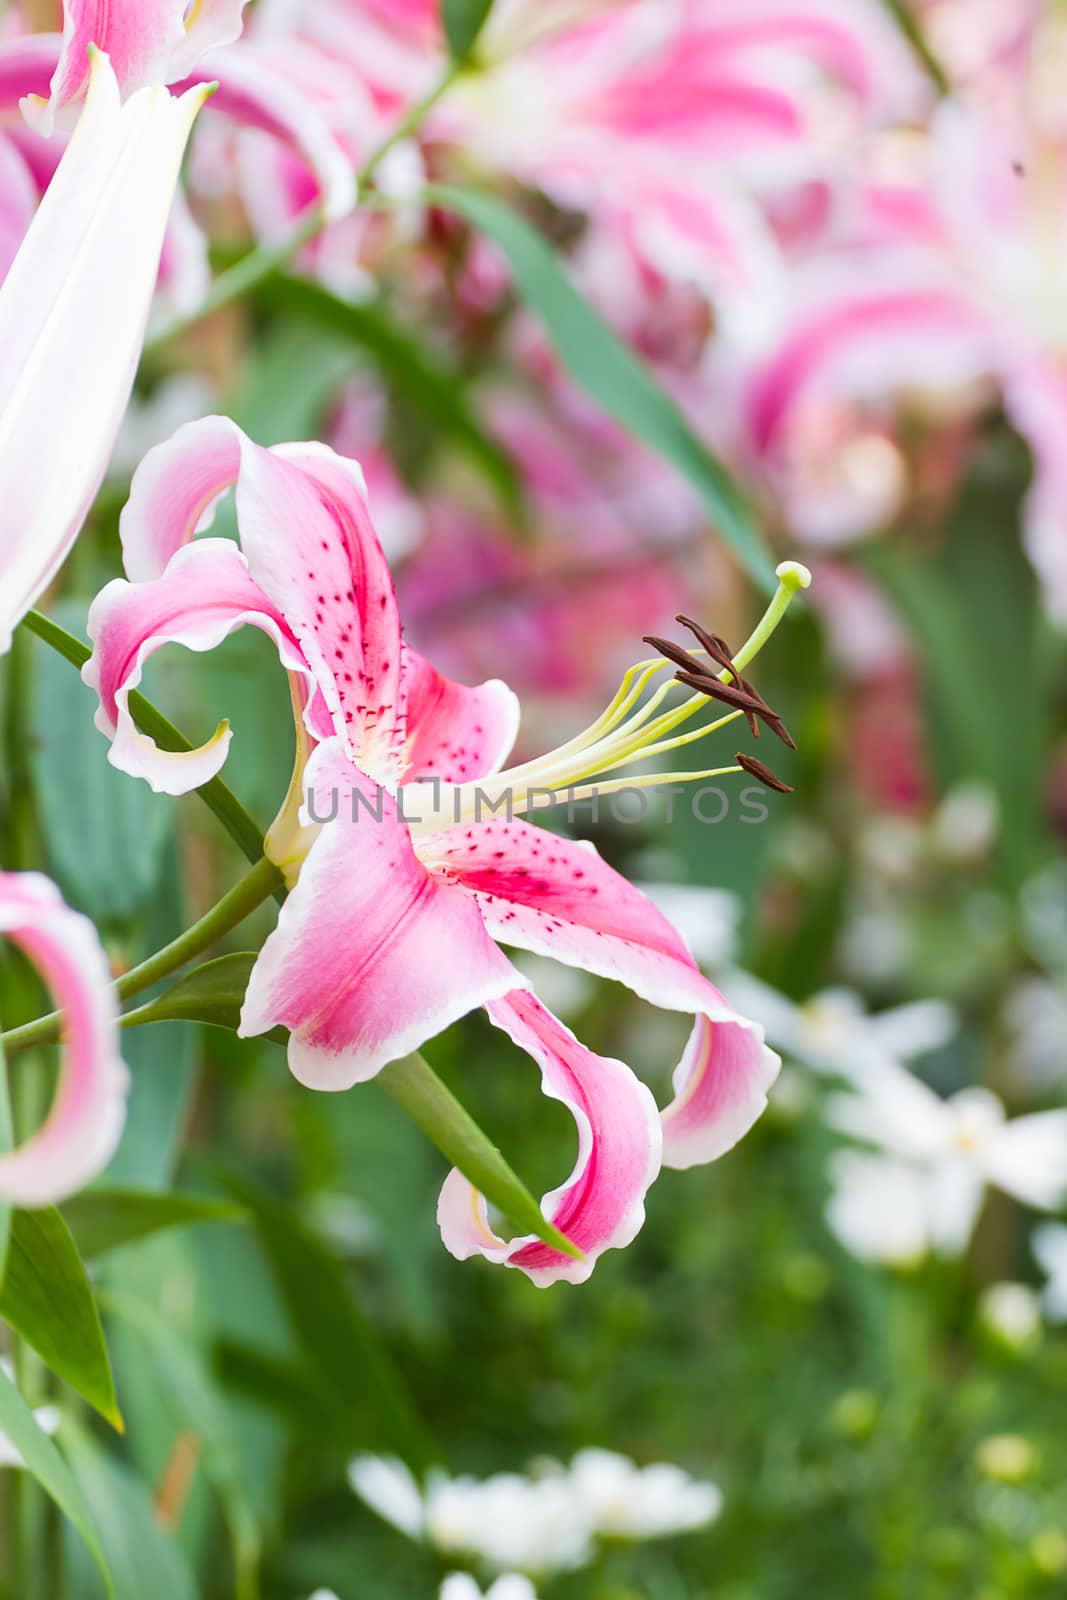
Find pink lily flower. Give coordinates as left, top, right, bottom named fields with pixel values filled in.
left=0, top=874, right=128, bottom=1206
left=84, top=417, right=791, bottom=1284
left=0, top=48, right=209, bottom=653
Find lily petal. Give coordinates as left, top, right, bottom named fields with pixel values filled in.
left=33, top=3, right=186, bottom=127
left=240, top=741, right=520, bottom=1088
left=0, top=874, right=127, bottom=1206
left=438, top=990, right=662, bottom=1287
left=985, top=1111, right=1067, bottom=1211
left=176, top=47, right=357, bottom=223
left=0, top=50, right=208, bottom=653
left=402, top=648, right=519, bottom=784
left=119, top=417, right=407, bottom=781
left=420, top=818, right=778, bottom=1166
left=84, top=537, right=310, bottom=795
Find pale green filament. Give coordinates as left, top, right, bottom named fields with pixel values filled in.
left=425, top=561, right=811, bottom=829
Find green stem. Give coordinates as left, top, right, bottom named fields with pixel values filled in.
left=3, top=628, right=35, bottom=870
left=20, top=610, right=273, bottom=878
left=145, top=60, right=465, bottom=354
left=0, top=857, right=282, bottom=1057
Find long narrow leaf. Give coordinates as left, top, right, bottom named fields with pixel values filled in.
left=0, top=1208, right=121, bottom=1427
left=442, top=0, right=494, bottom=59
left=0, top=1366, right=114, bottom=1596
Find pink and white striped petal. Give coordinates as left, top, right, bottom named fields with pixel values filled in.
left=660, top=1011, right=779, bottom=1170
left=33, top=2, right=186, bottom=126
left=437, top=990, right=662, bottom=1287
left=84, top=537, right=310, bottom=795
left=0, top=874, right=127, bottom=1207
left=240, top=741, right=521, bottom=1088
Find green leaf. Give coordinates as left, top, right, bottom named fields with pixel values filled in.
left=102, top=1293, right=262, bottom=1600
left=126, top=955, right=582, bottom=1261
left=260, top=276, right=523, bottom=518
left=0, top=1364, right=114, bottom=1596
left=0, top=1208, right=121, bottom=1427
left=63, top=1423, right=197, bottom=1600
left=214, top=1168, right=437, bottom=1469
left=28, top=603, right=172, bottom=924
left=426, top=184, right=777, bottom=591
left=442, top=0, right=494, bottom=59
left=121, top=953, right=261, bottom=1034
left=62, top=1189, right=245, bottom=1262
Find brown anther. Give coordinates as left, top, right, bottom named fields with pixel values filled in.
left=648, top=618, right=798, bottom=749
left=674, top=670, right=766, bottom=715
left=735, top=752, right=793, bottom=794
left=642, top=634, right=703, bottom=675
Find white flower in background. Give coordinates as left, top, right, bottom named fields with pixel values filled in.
left=440, top=1576, right=538, bottom=1600
left=825, top=1151, right=933, bottom=1266
left=825, top=1060, right=1067, bottom=1262
left=1033, top=1223, right=1067, bottom=1321
left=349, top=1448, right=720, bottom=1574
left=930, top=781, right=999, bottom=864
left=636, top=885, right=740, bottom=972
left=348, top=1456, right=592, bottom=1575
left=0, top=1360, right=60, bottom=1467
left=1002, top=977, right=1067, bottom=1095
left=304, top=1591, right=340, bottom=1600
left=978, top=1283, right=1043, bottom=1352
left=567, top=1448, right=721, bottom=1540
left=723, top=971, right=956, bottom=1085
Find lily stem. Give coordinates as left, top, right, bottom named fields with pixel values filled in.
left=0, top=856, right=283, bottom=1057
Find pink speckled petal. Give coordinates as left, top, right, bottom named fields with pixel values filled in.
left=240, top=740, right=520, bottom=1088
left=437, top=990, right=662, bottom=1287
left=421, top=818, right=778, bottom=1167
left=401, top=648, right=519, bottom=784
left=84, top=537, right=310, bottom=795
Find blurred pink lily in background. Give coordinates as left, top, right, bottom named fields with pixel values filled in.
left=0, top=47, right=208, bottom=652
left=243, top=0, right=921, bottom=346
left=84, top=416, right=787, bottom=1284
left=738, top=6, right=1067, bottom=615
left=0, top=873, right=127, bottom=1206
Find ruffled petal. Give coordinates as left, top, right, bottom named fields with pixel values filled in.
left=84, top=537, right=309, bottom=794
left=659, top=1011, right=780, bottom=1170
left=0, top=51, right=208, bottom=652
left=420, top=817, right=777, bottom=1166
left=0, top=873, right=127, bottom=1206
left=167, top=0, right=250, bottom=78
left=240, top=741, right=520, bottom=1088
left=401, top=648, right=519, bottom=783
left=438, top=990, right=662, bottom=1287
left=120, top=419, right=408, bottom=779
left=119, top=413, right=245, bottom=581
